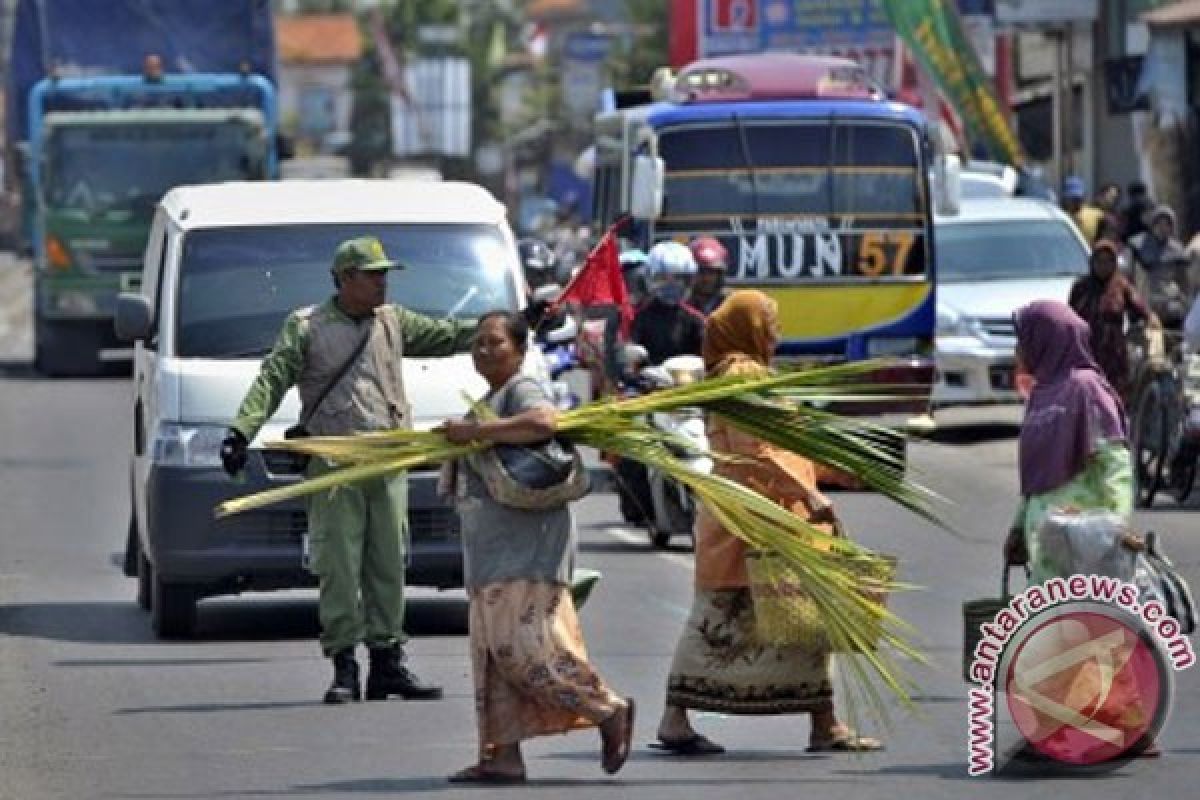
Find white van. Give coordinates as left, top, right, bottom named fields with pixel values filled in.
left=115, top=180, right=527, bottom=637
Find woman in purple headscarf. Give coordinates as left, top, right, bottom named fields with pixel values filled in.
left=1002, top=301, right=1133, bottom=582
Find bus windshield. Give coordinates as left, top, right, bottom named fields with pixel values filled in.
left=656, top=120, right=926, bottom=282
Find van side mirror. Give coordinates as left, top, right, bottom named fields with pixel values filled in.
left=934, top=153, right=961, bottom=216
left=115, top=292, right=153, bottom=342
left=630, top=154, right=664, bottom=220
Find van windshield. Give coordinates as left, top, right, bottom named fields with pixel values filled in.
left=176, top=223, right=517, bottom=358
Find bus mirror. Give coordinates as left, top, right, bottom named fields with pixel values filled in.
left=630, top=155, right=664, bottom=220
left=934, top=153, right=961, bottom=216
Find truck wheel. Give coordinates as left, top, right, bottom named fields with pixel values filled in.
left=136, top=546, right=153, bottom=612
left=34, top=317, right=104, bottom=377
left=152, top=578, right=197, bottom=638
left=123, top=513, right=139, bottom=577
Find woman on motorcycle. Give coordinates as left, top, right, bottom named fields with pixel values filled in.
left=652, top=290, right=882, bottom=756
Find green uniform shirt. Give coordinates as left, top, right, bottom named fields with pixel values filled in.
left=232, top=298, right=476, bottom=441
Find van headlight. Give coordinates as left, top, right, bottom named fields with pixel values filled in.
left=152, top=423, right=226, bottom=467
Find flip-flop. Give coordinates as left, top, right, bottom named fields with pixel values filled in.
left=806, top=734, right=884, bottom=753
left=447, top=764, right=527, bottom=785
left=601, top=697, right=636, bottom=774
left=648, top=733, right=726, bottom=755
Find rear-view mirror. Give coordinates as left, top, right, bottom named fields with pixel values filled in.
left=114, top=292, right=153, bottom=342
left=630, top=155, right=664, bottom=220
left=934, top=153, right=962, bottom=216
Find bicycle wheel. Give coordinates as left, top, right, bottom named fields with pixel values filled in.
left=1133, top=378, right=1169, bottom=508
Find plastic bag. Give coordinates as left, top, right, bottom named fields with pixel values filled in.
left=1034, top=509, right=1136, bottom=581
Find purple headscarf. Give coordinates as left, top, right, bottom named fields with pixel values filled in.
left=1015, top=300, right=1128, bottom=495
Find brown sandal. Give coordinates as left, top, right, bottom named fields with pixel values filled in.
left=601, top=697, right=636, bottom=774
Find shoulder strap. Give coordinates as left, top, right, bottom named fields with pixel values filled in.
left=299, top=317, right=374, bottom=428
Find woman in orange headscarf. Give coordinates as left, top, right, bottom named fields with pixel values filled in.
left=650, top=290, right=882, bottom=755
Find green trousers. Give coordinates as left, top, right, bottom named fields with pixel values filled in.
left=306, top=460, right=409, bottom=656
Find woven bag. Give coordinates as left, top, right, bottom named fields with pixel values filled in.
left=746, top=548, right=896, bottom=652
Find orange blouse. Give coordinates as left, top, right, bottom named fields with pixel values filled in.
left=693, top=361, right=836, bottom=590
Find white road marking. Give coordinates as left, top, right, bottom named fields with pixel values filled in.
left=600, top=525, right=694, bottom=570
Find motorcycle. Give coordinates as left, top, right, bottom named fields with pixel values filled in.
left=616, top=347, right=712, bottom=548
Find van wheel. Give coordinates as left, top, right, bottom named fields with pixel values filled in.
left=136, top=546, right=153, bottom=611
left=152, top=578, right=197, bottom=638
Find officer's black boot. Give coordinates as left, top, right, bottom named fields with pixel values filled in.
left=323, top=648, right=361, bottom=705
left=366, top=645, right=443, bottom=700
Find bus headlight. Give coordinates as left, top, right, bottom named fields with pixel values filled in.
left=152, top=423, right=226, bottom=468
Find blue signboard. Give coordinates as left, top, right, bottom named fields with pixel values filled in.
left=701, top=0, right=895, bottom=56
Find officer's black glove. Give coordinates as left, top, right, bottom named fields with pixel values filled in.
left=523, top=298, right=550, bottom=328
left=220, top=428, right=249, bottom=477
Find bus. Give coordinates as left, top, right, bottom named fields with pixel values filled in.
left=592, top=53, right=960, bottom=413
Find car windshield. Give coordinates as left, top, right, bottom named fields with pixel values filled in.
left=46, top=120, right=266, bottom=217
left=176, top=223, right=517, bottom=358
left=937, top=219, right=1089, bottom=282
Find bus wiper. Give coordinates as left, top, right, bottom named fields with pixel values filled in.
left=732, top=113, right=760, bottom=218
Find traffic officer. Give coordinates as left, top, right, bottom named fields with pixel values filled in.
left=220, top=236, right=475, bottom=704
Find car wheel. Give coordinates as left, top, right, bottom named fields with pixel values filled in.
left=152, top=577, right=197, bottom=639
left=136, top=545, right=153, bottom=612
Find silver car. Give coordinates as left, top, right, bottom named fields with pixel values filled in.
left=933, top=198, right=1090, bottom=407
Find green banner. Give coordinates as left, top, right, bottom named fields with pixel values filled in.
left=883, top=0, right=1024, bottom=166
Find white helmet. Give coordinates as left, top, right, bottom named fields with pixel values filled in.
left=645, top=241, right=696, bottom=305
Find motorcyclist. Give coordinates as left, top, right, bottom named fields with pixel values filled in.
left=1130, top=205, right=1192, bottom=327
left=620, top=248, right=650, bottom=309
left=619, top=242, right=705, bottom=525
left=686, top=236, right=731, bottom=315
left=630, top=241, right=705, bottom=366
left=518, top=237, right=567, bottom=336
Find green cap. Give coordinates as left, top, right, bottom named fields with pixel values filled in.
left=332, top=236, right=402, bottom=273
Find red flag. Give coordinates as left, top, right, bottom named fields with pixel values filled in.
left=554, top=219, right=633, bottom=337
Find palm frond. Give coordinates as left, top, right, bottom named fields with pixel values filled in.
left=214, top=361, right=946, bottom=722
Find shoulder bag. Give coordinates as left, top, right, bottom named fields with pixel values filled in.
left=468, top=377, right=590, bottom=510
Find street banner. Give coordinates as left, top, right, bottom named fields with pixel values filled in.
left=883, top=0, right=1024, bottom=165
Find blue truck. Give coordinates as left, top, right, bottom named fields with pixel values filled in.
left=5, top=0, right=280, bottom=375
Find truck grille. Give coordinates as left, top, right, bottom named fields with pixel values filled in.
left=75, top=251, right=142, bottom=274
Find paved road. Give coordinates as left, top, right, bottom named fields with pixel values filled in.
left=2, top=350, right=1199, bottom=798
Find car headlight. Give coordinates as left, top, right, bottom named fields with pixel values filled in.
left=151, top=423, right=226, bottom=467
left=936, top=308, right=974, bottom=337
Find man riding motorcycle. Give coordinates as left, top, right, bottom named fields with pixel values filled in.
left=686, top=236, right=731, bottom=315
left=619, top=242, right=706, bottom=526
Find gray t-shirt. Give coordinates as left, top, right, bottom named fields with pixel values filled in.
left=459, top=376, right=576, bottom=590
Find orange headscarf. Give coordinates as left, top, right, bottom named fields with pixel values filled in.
left=702, top=289, right=779, bottom=373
